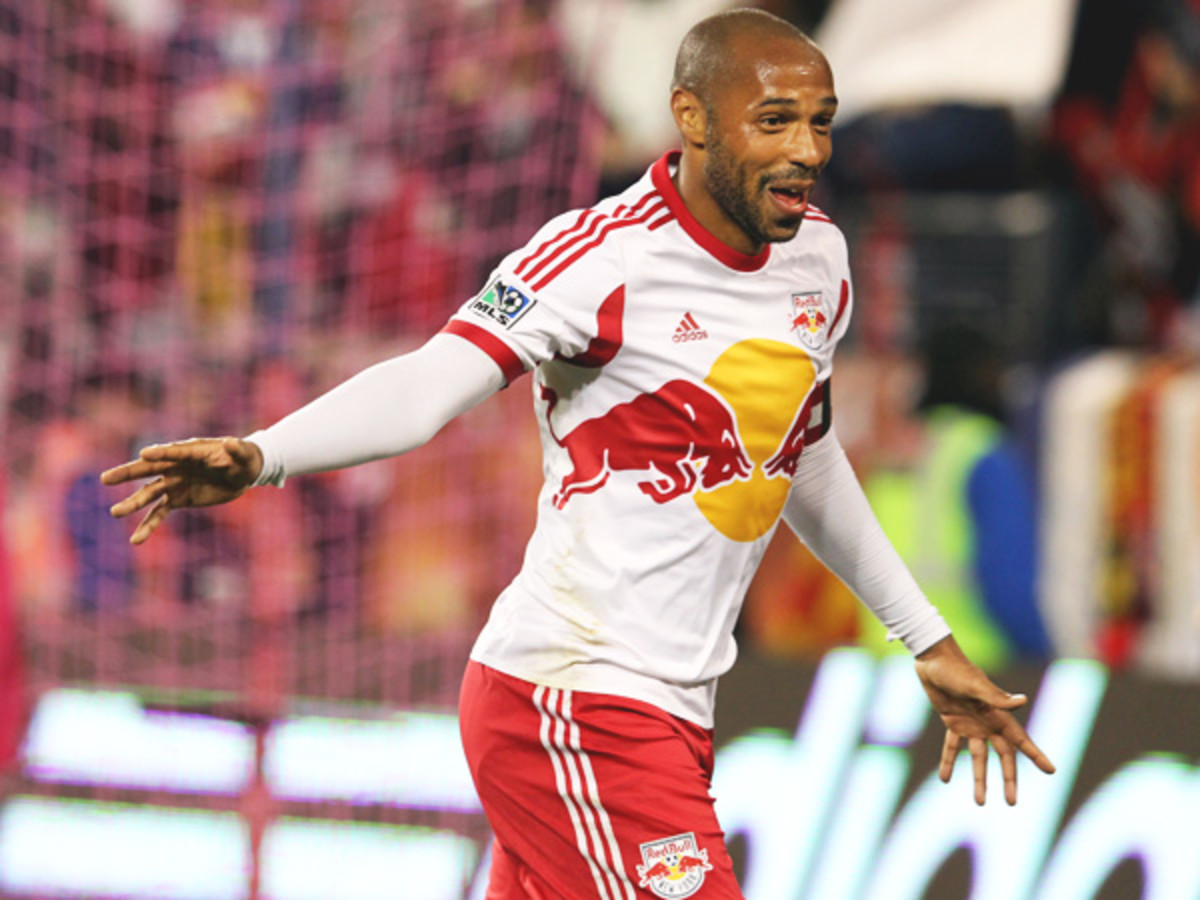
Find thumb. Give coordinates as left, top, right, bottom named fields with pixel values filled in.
left=986, top=688, right=1028, bottom=710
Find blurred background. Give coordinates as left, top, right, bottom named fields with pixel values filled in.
left=0, top=0, right=1197, bottom=897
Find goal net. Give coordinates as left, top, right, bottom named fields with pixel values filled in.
left=0, top=1, right=606, bottom=896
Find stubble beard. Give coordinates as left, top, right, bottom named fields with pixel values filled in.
left=703, top=132, right=774, bottom=249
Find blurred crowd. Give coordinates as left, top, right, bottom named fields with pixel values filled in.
left=1050, top=0, right=1200, bottom=350
left=0, top=0, right=593, bottom=637
left=0, top=0, right=1197, bottom=701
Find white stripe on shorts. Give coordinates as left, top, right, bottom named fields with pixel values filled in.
left=561, top=690, right=636, bottom=900
left=533, top=686, right=636, bottom=900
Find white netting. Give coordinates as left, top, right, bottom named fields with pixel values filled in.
left=0, top=2, right=607, bottom=894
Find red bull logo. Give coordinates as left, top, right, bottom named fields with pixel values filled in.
left=790, top=290, right=828, bottom=350
left=542, top=380, right=753, bottom=510
left=543, top=339, right=824, bottom=542
left=636, top=832, right=713, bottom=898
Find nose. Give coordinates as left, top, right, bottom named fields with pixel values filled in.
left=787, top=125, right=826, bottom=172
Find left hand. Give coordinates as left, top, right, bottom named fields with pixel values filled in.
left=914, top=635, right=1056, bottom=806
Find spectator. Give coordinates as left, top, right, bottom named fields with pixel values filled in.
left=861, top=325, right=1052, bottom=670
left=64, top=367, right=157, bottom=612
left=1050, top=0, right=1200, bottom=347
left=426, top=0, right=601, bottom=284
left=816, top=0, right=1078, bottom=196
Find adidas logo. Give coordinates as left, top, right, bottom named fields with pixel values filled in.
left=673, top=312, right=709, bottom=343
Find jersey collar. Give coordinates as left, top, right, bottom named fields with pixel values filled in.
left=651, top=151, right=771, bottom=273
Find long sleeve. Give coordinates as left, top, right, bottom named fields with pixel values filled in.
left=247, top=333, right=509, bottom=486
left=781, top=428, right=950, bottom=655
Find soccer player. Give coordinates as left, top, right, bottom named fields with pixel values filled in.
left=103, top=9, right=1055, bottom=898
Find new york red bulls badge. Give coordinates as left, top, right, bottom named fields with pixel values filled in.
left=636, top=832, right=713, bottom=898
left=790, top=290, right=828, bottom=349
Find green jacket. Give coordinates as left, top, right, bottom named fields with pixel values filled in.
left=861, top=406, right=1013, bottom=671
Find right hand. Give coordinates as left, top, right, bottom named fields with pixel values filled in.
left=100, top=437, right=264, bottom=544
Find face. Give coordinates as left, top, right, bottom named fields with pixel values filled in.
left=700, top=39, right=837, bottom=252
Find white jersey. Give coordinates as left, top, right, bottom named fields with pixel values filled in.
left=445, top=152, right=853, bottom=727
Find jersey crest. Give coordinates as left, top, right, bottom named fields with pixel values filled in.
left=790, top=290, right=829, bottom=349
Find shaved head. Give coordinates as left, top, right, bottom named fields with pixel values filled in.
left=668, top=7, right=837, bottom=254
left=672, top=8, right=822, bottom=109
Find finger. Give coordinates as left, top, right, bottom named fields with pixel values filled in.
left=99, top=460, right=140, bottom=485
left=990, top=691, right=1028, bottom=711
left=1009, top=728, right=1056, bottom=775
left=939, top=730, right=960, bottom=783
left=138, top=440, right=218, bottom=463
left=993, top=735, right=1018, bottom=806
left=109, top=477, right=171, bottom=519
left=970, top=737, right=988, bottom=805
left=995, top=712, right=1057, bottom=774
left=970, top=678, right=1029, bottom=711
left=130, top=495, right=171, bottom=545
left=100, top=458, right=180, bottom=486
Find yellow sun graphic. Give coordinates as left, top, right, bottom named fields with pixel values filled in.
left=695, top=339, right=816, bottom=542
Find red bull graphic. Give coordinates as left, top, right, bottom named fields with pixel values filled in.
left=543, top=338, right=827, bottom=542
left=790, top=290, right=828, bottom=350
left=636, top=832, right=713, bottom=898
left=762, top=379, right=830, bottom=479
left=542, top=380, right=753, bottom=509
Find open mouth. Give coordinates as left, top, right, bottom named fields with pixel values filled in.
left=767, top=184, right=810, bottom=215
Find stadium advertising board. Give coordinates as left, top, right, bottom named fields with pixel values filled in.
left=712, top=649, right=1200, bottom=900
left=4, top=650, right=1197, bottom=898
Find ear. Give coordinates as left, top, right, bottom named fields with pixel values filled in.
left=670, top=87, right=707, bottom=149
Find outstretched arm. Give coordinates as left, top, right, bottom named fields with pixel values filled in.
left=781, top=429, right=1054, bottom=804
left=101, top=333, right=508, bottom=543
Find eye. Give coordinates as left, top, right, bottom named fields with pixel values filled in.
left=759, top=113, right=787, bottom=130
left=812, top=115, right=835, bottom=133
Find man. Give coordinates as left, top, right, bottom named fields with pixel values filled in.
left=103, top=10, right=1055, bottom=898
left=861, top=324, right=1052, bottom=671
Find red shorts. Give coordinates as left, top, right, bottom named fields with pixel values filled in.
left=459, top=661, right=744, bottom=900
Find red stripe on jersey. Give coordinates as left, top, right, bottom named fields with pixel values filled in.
left=646, top=210, right=674, bottom=231
left=517, top=192, right=660, bottom=282
left=514, top=208, right=597, bottom=278
left=650, top=151, right=770, bottom=272
left=530, top=199, right=670, bottom=292
left=829, top=278, right=850, bottom=334
left=805, top=205, right=834, bottom=224
left=440, top=319, right=526, bottom=384
left=561, top=285, right=625, bottom=368
left=518, top=206, right=631, bottom=280
left=520, top=210, right=614, bottom=283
